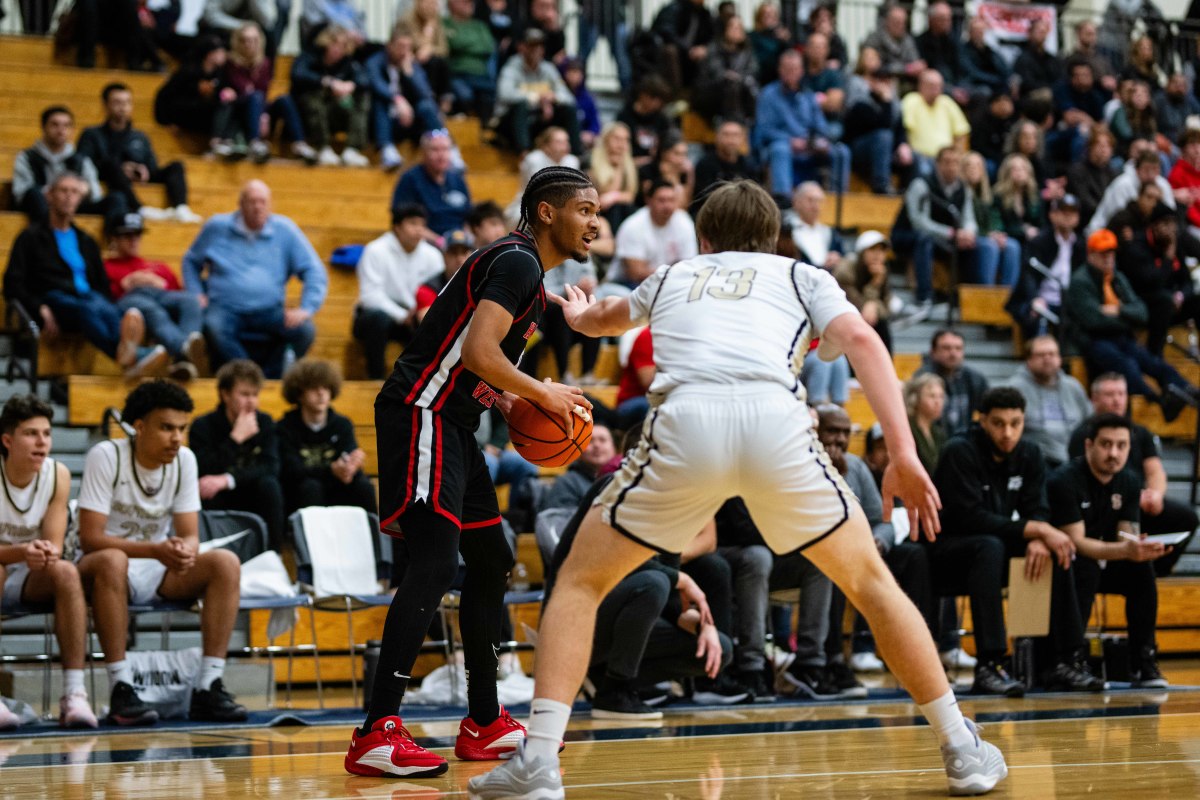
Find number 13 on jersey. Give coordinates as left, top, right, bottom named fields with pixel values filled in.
left=687, top=267, right=758, bottom=302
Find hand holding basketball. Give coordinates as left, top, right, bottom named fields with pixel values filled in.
left=537, top=377, right=591, bottom=431
left=505, top=393, right=594, bottom=467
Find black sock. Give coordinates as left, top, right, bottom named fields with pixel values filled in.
left=459, top=522, right=515, bottom=726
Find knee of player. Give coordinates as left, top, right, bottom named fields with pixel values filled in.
left=84, top=548, right=130, bottom=581
left=205, top=548, right=241, bottom=581
left=47, top=558, right=84, bottom=588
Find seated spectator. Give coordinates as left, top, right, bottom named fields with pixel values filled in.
left=278, top=359, right=376, bottom=516
left=506, top=127, right=581, bottom=227
left=202, top=0, right=277, bottom=45
left=651, top=0, right=715, bottom=95
left=803, top=5, right=848, bottom=70
left=960, top=16, right=1009, bottom=99
left=891, top=147, right=983, bottom=312
left=513, top=0, right=566, bottom=65
left=755, top=50, right=849, bottom=196
left=694, top=120, right=757, bottom=200
left=638, top=132, right=694, bottom=209
left=693, top=13, right=760, bottom=126
left=609, top=179, right=698, bottom=292
left=391, top=129, right=472, bottom=237
left=799, top=32, right=845, bottom=138
left=1168, top=129, right=1200, bottom=238
left=14, top=105, right=120, bottom=224
left=1121, top=35, right=1165, bottom=89
left=1067, top=19, right=1116, bottom=94
left=78, top=380, right=248, bottom=724
left=1157, top=73, right=1200, bottom=146
left=1050, top=414, right=1170, bottom=687
left=1069, top=373, right=1200, bottom=576
left=992, top=153, right=1044, bottom=248
left=79, top=83, right=200, bottom=224
left=104, top=213, right=204, bottom=381
left=184, top=180, right=327, bottom=378
left=1006, top=336, right=1091, bottom=469
left=190, top=360, right=285, bottom=549
left=226, top=22, right=315, bottom=165
left=404, top=0, right=454, bottom=114
left=367, top=23, right=446, bottom=173
left=1006, top=194, right=1086, bottom=341
left=905, top=372, right=947, bottom=475
left=1003, top=118, right=1052, bottom=191
left=73, top=0, right=164, bottom=71
left=615, top=326, right=654, bottom=429
left=915, top=328, right=989, bottom=436
left=444, top=0, right=497, bottom=121
left=1108, top=181, right=1166, bottom=244
left=1013, top=18, right=1063, bottom=97
left=1063, top=229, right=1196, bottom=421
left=480, top=0, right=514, bottom=55
left=930, top=387, right=1102, bottom=695
left=860, top=3, right=925, bottom=80
left=1119, top=203, right=1200, bottom=356
left=415, top=228, right=474, bottom=324
left=835, top=230, right=894, bottom=350
left=0, top=395, right=97, bottom=730
left=843, top=48, right=911, bottom=196
left=1049, top=58, right=1109, bottom=167
left=465, top=200, right=506, bottom=247
left=784, top=181, right=842, bottom=269
left=3, top=173, right=165, bottom=377
left=1067, top=126, right=1119, bottom=228
left=1111, top=81, right=1159, bottom=156
left=540, top=424, right=616, bottom=514
left=495, top=29, right=581, bottom=156
left=969, top=91, right=1016, bottom=178
left=588, top=122, right=639, bottom=231
left=916, top=2, right=969, bottom=105
left=154, top=37, right=240, bottom=157
left=561, top=59, right=600, bottom=150
left=1088, top=143, right=1177, bottom=234
left=353, top=204, right=444, bottom=380
left=616, top=75, right=674, bottom=167
left=748, top=1, right=790, bottom=86
left=901, top=70, right=971, bottom=177
left=290, top=26, right=371, bottom=168
left=300, top=0, right=367, bottom=49
left=963, top=150, right=1021, bottom=288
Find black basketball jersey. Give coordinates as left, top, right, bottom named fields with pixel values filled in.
left=379, top=230, right=546, bottom=430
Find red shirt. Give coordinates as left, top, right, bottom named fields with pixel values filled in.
left=617, top=327, right=654, bottom=405
left=1168, top=158, right=1200, bottom=229
left=104, top=256, right=182, bottom=299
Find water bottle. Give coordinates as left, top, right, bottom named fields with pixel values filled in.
left=511, top=562, right=530, bottom=592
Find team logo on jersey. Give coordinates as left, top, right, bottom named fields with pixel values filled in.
left=1112, top=493, right=1122, bottom=511
left=1007, top=476, right=1023, bottom=491
left=472, top=381, right=500, bottom=408
left=523, top=322, right=538, bottom=340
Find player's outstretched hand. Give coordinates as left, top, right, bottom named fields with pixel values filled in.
left=547, top=284, right=595, bottom=331
left=537, top=377, right=592, bottom=431
left=882, top=452, right=942, bottom=542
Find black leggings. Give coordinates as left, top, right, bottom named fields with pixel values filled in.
left=364, top=503, right=515, bottom=729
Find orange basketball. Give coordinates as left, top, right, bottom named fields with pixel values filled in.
left=505, top=398, right=593, bottom=467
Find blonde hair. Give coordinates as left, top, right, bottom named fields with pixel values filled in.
left=230, top=22, right=266, bottom=69
left=406, top=0, right=448, bottom=57
left=904, top=373, right=945, bottom=418
left=590, top=122, right=638, bottom=196
left=994, top=153, right=1038, bottom=216
left=963, top=150, right=993, bottom=206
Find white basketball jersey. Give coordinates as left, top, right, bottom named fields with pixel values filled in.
left=628, top=252, right=859, bottom=405
left=0, top=457, right=58, bottom=546
left=76, top=438, right=201, bottom=544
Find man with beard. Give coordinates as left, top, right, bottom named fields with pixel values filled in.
left=1117, top=202, right=1200, bottom=356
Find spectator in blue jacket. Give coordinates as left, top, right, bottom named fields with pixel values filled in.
left=366, top=23, right=446, bottom=172
left=290, top=25, right=371, bottom=167
left=1050, top=58, right=1109, bottom=167
left=183, top=180, right=328, bottom=378
left=754, top=50, right=848, bottom=196
left=391, top=130, right=472, bottom=238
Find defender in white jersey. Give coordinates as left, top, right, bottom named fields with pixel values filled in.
left=471, top=181, right=1008, bottom=799
left=77, top=380, right=247, bottom=726
left=0, top=395, right=97, bottom=729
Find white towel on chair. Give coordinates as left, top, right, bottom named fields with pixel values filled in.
left=299, top=506, right=378, bottom=597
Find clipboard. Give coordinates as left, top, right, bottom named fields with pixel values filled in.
left=1007, top=558, right=1052, bottom=638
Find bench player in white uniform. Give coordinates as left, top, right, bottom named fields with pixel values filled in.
left=77, top=380, right=247, bottom=725
left=470, top=181, right=1008, bottom=798
left=0, top=395, right=97, bottom=729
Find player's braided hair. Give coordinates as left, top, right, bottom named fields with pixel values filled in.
left=517, top=166, right=594, bottom=233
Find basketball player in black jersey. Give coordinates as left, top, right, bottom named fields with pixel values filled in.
left=345, top=167, right=599, bottom=778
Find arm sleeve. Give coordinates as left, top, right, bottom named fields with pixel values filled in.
left=173, top=448, right=202, bottom=514
left=76, top=442, right=117, bottom=515
left=476, top=249, right=544, bottom=316
left=182, top=220, right=216, bottom=293
left=3, top=232, right=35, bottom=313
left=628, top=265, right=670, bottom=326
left=800, top=265, right=859, bottom=335
left=934, top=442, right=1027, bottom=541
left=356, top=243, right=412, bottom=321
left=496, top=58, right=525, bottom=105
left=285, top=221, right=328, bottom=313
left=365, top=54, right=394, bottom=102
left=1118, top=473, right=1141, bottom=525
left=905, top=178, right=954, bottom=241
left=81, top=157, right=104, bottom=203
left=11, top=151, right=35, bottom=204
left=1018, top=451, right=1051, bottom=523
left=1046, top=469, right=1083, bottom=527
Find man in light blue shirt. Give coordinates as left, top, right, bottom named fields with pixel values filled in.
left=183, top=180, right=327, bottom=378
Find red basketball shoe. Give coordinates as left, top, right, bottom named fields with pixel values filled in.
left=454, top=706, right=529, bottom=761
left=345, top=716, right=448, bottom=778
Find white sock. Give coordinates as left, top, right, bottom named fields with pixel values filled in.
left=200, top=657, right=226, bottom=690
left=107, top=660, right=132, bottom=687
left=63, top=669, right=85, bottom=696
left=524, top=698, right=571, bottom=761
left=919, top=690, right=975, bottom=749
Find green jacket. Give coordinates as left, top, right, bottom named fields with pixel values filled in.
left=1063, top=263, right=1147, bottom=352
left=444, top=16, right=496, bottom=77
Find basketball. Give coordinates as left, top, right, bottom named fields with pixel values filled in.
left=505, top=398, right=593, bottom=467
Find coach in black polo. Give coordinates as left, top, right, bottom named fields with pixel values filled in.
left=1049, top=412, right=1170, bottom=688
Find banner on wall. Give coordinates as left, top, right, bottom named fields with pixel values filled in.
left=969, top=1, right=1059, bottom=66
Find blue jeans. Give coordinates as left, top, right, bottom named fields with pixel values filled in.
left=203, top=304, right=315, bottom=378
left=616, top=395, right=650, bottom=430
left=850, top=129, right=894, bottom=193
left=578, top=18, right=631, bottom=91
left=118, top=288, right=202, bottom=358
left=971, top=236, right=1021, bottom=287
left=448, top=72, right=496, bottom=120
left=765, top=139, right=850, bottom=195
left=265, top=93, right=306, bottom=143
left=42, top=290, right=122, bottom=358
left=370, top=97, right=443, bottom=147
left=801, top=350, right=850, bottom=404
left=891, top=228, right=936, bottom=303
left=1086, top=336, right=1191, bottom=400
left=484, top=448, right=539, bottom=489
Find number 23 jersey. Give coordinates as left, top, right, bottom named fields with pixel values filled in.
left=630, top=252, right=859, bottom=404
left=77, top=438, right=201, bottom=543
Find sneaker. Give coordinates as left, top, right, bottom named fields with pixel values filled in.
left=381, top=144, right=404, bottom=171
left=972, top=661, right=1025, bottom=698
left=173, top=205, right=204, bottom=224
left=1044, top=660, right=1106, bottom=692
left=734, top=668, right=775, bottom=702
left=941, top=718, right=1008, bottom=796
left=189, top=678, right=248, bottom=722
left=291, top=141, right=319, bottom=165
left=468, top=742, right=564, bottom=800
left=1161, top=385, right=1194, bottom=423
left=591, top=683, right=663, bottom=720
left=249, top=139, right=271, bottom=164
left=107, top=681, right=158, bottom=726
left=137, top=205, right=171, bottom=221
left=341, top=147, right=370, bottom=168
left=692, top=673, right=752, bottom=705
left=779, top=663, right=839, bottom=699
left=209, top=139, right=235, bottom=158
left=317, top=146, right=340, bottom=166
left=941, top=649, right=978, bottom=670
left=168, top=360, right=198, bottom=382
left=183, top=331, right=207, bottom=370
left=850, top=651, right=885, bottom=672
left=123, top=344, right=169, bottom=379
left=116, top=307, right=146, bottom=367
left=345, top=716, right=448, bottom=778
left=0, top=698, right=21, bottom=730
left=455, top=706, right=527, bottom=761
left=826, top=661, right=869, bottom=699
left=1132, top=653, right=1169, bottom=689
left=59, top=690, right=98, bottom=729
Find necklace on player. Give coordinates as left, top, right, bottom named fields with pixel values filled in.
left=0, top=457, right=40, bottom=514
left=130, top=441, right=165, bottom=497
